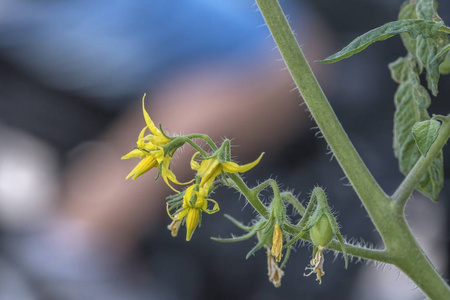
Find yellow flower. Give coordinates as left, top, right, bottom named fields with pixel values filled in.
left=122, top=146, right=164, bottom=180
left=190, top=152, right=264, bottom=189
left=167, top=184, right=219, bottom=241
left=271, top=223, right=283, bottom=262
left=122, top=94, right=189, bottom=191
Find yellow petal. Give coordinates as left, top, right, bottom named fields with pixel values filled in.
left=142, top=94, right=161, bottom=136
left=166, top=203, right=176, bottom=220
left=138, top=127, right=147, bottom=141
left=182, top=185, right=197, bottom=207
left=162, top=164, right=195, bottom=193
left=190, top=152, right=201, bottom=171
left=192, top=190, right=206, bottom=209
left=199, top=168, right=221, bottom=189
left=196, top=158, right=221, bottom=188
left=125, top=155, right=158, bottom=180
left=185, top=208, right=200, bottom=241
left=153, top=134, right=171, bottom=145
left=202, top=198, right=220, bottom=214
left=176, top=208, right=189, bottom=220
left=221, top=153, right=264, bottom=174
left=197, top=158, right=220, bottom=178
left=121, top=149, right=143, bottom=160
left=161, top=164, right=186, bottom=193
left=153, top=148, right=165, bottom=164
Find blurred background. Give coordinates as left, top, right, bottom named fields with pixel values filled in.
left=0, top=0, right=449, bottom=299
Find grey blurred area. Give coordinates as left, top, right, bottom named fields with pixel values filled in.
left=0, top=0, right=449, bottom=299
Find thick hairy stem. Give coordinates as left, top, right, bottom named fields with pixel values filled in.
left=255, top=0, right=391, bottom=237
left=390, top=217, right=450, bottom=299
left=255, top=0, right=450, bottom=297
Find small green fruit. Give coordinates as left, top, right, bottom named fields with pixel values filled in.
left=310, top=215, right=334, bottom=247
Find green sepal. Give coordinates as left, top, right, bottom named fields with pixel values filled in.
left=211, top=216, right=260, bottom=243
left=335, top=232, right=348, bottom=269
left=217, top=139, right=231, bottom=162
left=158, top=124, right=172, bottom=140
left=211, top=230, right=257, bottom=243
left=162, top=137, right=185, bottom=157
left=246, top=226, right=273, bottom=259
left=223, top=214, right=254, bottom=231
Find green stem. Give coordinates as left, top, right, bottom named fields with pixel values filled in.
left=185, top=139, right=208, bottom=156
left=185, top=134, right=218, bottom=151
left=252, top=180, right=272, bottom=196
left=390, top=217, right=450, bottom=299
left=280, top=191, right=306, bottom=215
left=328, top=241, right=391, bottom=264
left=393, top=116, right=450, bottom=208
left=227, top=173, right=269, bottom=219
left=255, top=0, right=391, bottom=237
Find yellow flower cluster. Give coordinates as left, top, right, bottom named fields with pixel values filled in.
left=123, top=95, right=264, bottom=241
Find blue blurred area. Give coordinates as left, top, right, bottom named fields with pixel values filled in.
left=0, top=0, right=271, bottom=105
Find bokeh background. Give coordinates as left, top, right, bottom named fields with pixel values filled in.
left=0, top=0, right=449, bottom=299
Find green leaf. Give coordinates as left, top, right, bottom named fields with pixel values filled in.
left=416, top=0, right=435, bottom=20
left=399, top=2, right=418, bottom=55
left=417, top=153, right=443, bottom=202
left=319, top=19, right=443, bottom=63
left=416, top=33, right=449, bottom=96
left=412, top=119, right=441, bottom=157
left=390, top=56, right=443, bottom=202
left=412, top=0, right=450, bottom=96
